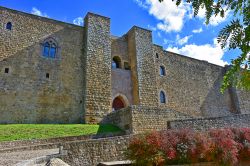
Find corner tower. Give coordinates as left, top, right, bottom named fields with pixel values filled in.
left=83, top=13, right=112, bottom=123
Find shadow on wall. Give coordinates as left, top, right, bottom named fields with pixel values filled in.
left=0, top=28, right=85, bottom=124
left=200, top=67, right=239, bottom=117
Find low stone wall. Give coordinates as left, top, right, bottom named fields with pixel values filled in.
left=169, top=114, right=250, bottom=131
left=103, top=105, right=191, bottom=134
left=61, top=135, right=131, bottom=166
left=130, top=106, right=191, bottom=133
left=102, top=107, right=132, bottom=134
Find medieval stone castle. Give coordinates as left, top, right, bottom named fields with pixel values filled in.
left=0, top=6, right=249, bottom=132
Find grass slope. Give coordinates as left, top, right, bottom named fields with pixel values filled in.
left=0, top=124, right=122, bottom=142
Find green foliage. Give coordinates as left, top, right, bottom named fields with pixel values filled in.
left=159, top=0, right=250, bottom=92
left=0, top=124, right=123, bottom=142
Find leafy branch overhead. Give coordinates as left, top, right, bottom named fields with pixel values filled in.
left=159, top=0, right=250, bottom=92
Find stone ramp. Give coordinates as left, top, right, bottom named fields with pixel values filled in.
left=0, top=148, right=59, bottom=166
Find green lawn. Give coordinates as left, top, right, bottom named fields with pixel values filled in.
left=0, top=124, right=123, bottom=142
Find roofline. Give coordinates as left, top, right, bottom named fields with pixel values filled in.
left=164, top=50, right=226, bottom=68
left=0, top=6, right=83, bottom=29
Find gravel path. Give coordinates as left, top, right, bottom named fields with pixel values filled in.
left=0, top=148, right=59, bottom=166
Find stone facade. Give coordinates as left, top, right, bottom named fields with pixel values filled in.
left=169, top=114, right=250, bottom=131
left=0, top=6, right=249, bottom=127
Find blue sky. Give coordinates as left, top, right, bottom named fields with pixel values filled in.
left=0, top=0, right=239, bottom=66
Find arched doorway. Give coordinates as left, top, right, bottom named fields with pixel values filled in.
left=112, top=97, right=125, bottom=111
left=112, top=94, right=129, bottom=111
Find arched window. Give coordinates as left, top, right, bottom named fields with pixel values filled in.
left=42, top=38, right=58, bottom=58
left=112, top=56, right=121, bottom=69
left=160, top=91, right=166, bottom=104
left=6, top=22, right=12, bottom=30
left=160, top=66, right=166, bottom=76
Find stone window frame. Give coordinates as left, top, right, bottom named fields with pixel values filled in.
left=159, top=65, right=166, bottom=76
left=40, top=37, right=61, bottom=60
left=3, top=67, right=11, bottom=74
left=156, top=53, right=159, bottom=59
left=112, top=93, right=130, bottom=111
left=159, top=89, right=168, bottom=105
left=6, top=22, right=12, bottom=30
left=124, top=61, right=130, bottom=70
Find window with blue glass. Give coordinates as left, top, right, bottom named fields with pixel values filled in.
left=160, top=66, right=166, bottom=76
left=160, top=91, right=166, bottom=104
left=6, top=22, right=12, bottom=30
left=42, top=39, right=57, bottom=58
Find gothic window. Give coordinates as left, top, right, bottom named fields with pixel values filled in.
left=160, top=66, right=166, bottom=76
left=6, top=22, right=12, bottom=30
left=42, top=38, right=58, bottom=58
left=112, top=56, right=121, bottom=69
left=160, top=91, right=166, bottom=104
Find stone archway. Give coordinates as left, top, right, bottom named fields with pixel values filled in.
left=112, top=94, right=129, bottom=111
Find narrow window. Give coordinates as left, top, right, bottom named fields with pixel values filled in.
left=4, top=68, right=9, bottom=73
left=160, top=66, right=166, bottom=76
left=6, top=22, right=12, bottom=30
left=160, top=91, right=166, bottom=104
left=124, top=62, right=130, bottom=70
left=156, top=53, right=159, bottom=58
left=46, top=73, right=50, bottom=78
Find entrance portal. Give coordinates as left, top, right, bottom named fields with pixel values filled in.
left=112, top=97, right=125, bottom=111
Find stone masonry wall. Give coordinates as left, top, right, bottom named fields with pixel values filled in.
left=153, top=45, right=236, bottom=117
left=83, top=13, right=112, bottom=123
left=169, top=114, right=250, bottom=131
left=111, top=35, right=129, bottom=69
left=61, top=136, right=131, bottom=166
left=127, top=27, right=158, bottom=107
left=0, top=7, right=85, bottom=123
left=112, top=69, right=133, bottom=106
left=103, top=105, right=191, bottom=134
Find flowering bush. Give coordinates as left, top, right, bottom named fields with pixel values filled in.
left=126, top=128, right=250, bottom=165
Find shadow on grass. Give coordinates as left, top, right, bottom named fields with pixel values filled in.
left=97, top=124, right=125, bottom=136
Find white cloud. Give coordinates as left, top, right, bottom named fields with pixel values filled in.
left=176, top=34, right=192, bottom=45
left=167, top=38, right=227, bottom=66
left=157, top=31, right=162, bottom=38
left=31, top=7, right=49, bottom=18
left=147, top=24, right=157, bottom=31
left=133, top=0, right=149, bottom=9
left=196, top=8, right=230, bottom=26
left=134, top=0, right=191, bottom=32
left=192, top=27, right=203, bottom=33
left=73, top=17, right=83, bottom=26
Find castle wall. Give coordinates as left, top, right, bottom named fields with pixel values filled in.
left=169, top=114, right=250, bottom=131
left=103, top=106, right=191, bottom=134
left=153, top=45, right=236, bottom=117
left=127, top=27, right=158, bottom=107
left=0, top=7, right=85, bottom=123
left=111, top=36, right=129, bottom=68
left=112, top=69, right=133, bottom=105
left=83, top=13, right=112, bottom=123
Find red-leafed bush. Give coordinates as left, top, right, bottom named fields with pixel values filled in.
left=126, top=128, right=250, bottom=166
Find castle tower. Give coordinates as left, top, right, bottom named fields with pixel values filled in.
left=127, top=27, right=158, bottom=107
left=83, top=13, right=112, bottom=123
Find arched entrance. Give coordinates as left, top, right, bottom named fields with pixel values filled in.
left=112, top=94, right=129, bottom=111
left=112, top=97, right=125, bottom=111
